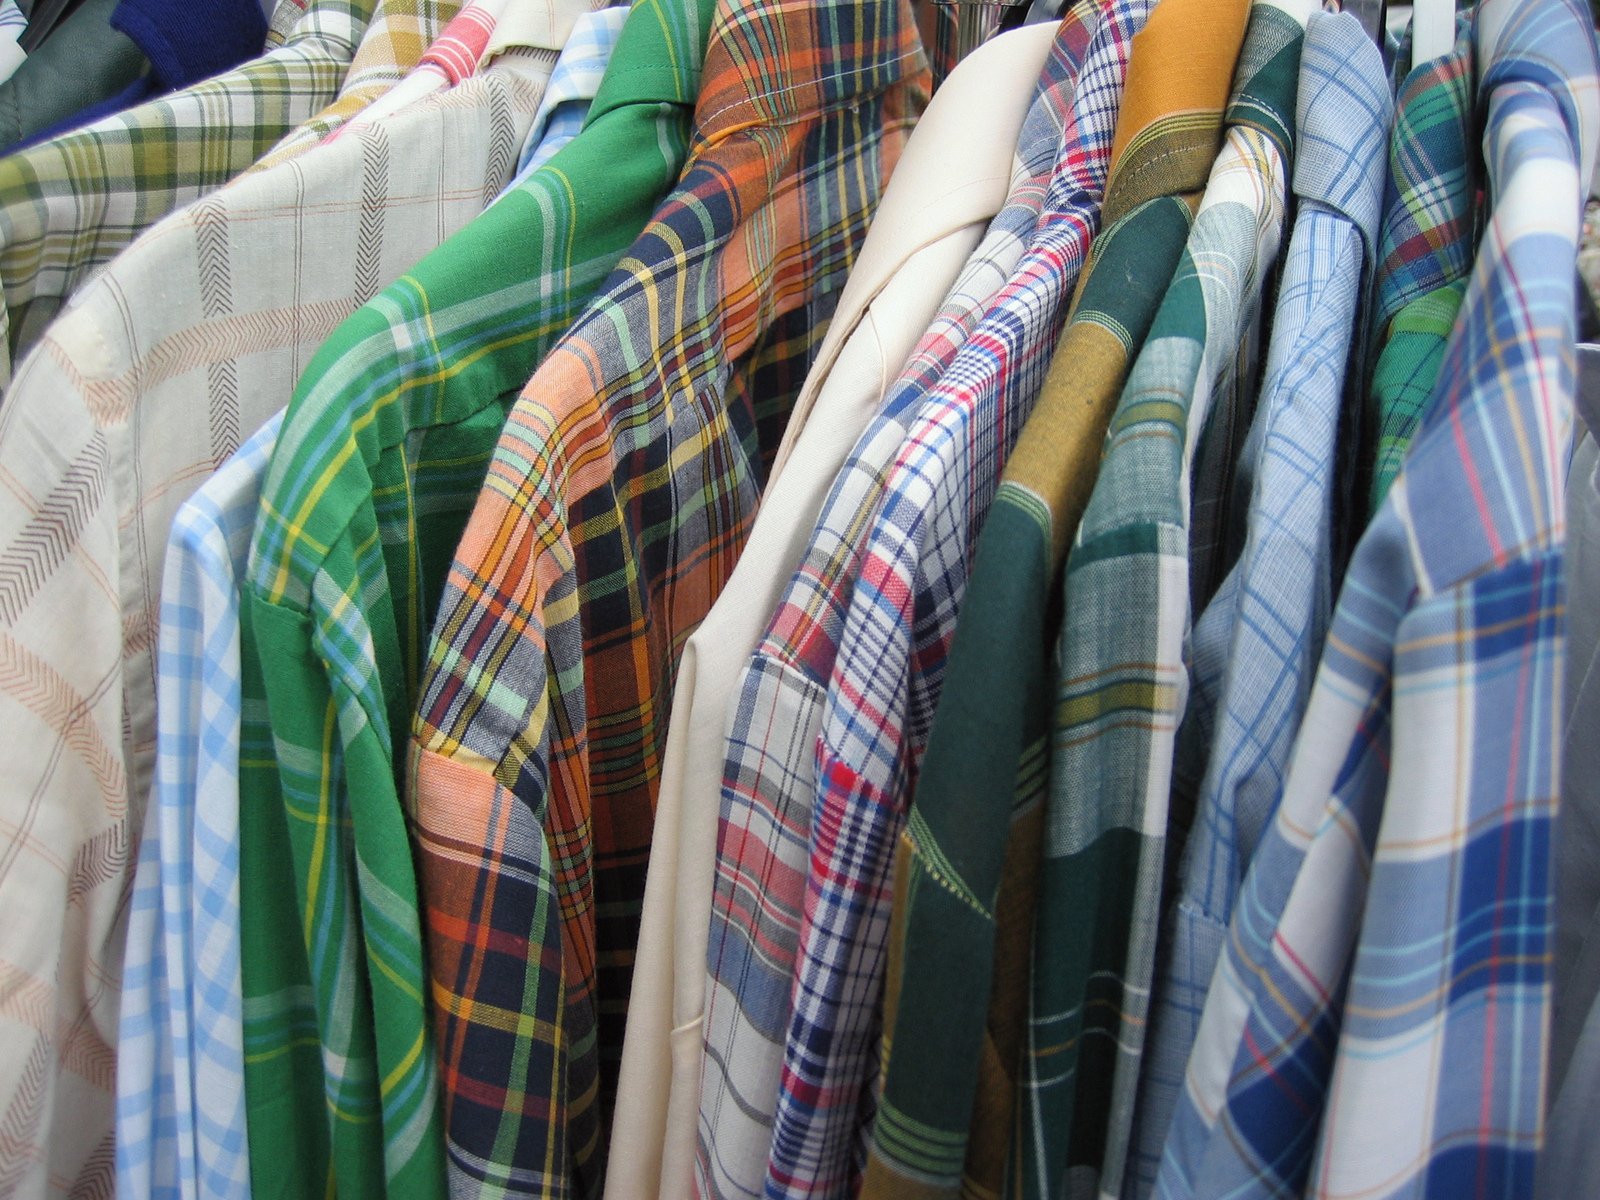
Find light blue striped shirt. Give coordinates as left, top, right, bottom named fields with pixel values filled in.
left=508, top=5, right=627, bottom=188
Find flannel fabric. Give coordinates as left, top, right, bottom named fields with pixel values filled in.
left=0, top=0, right=376, bottom=385
left=1151, top=0, right=1600, bottom=1195
left=115, top=418, right=280, bottom=1200
left=246, top=0, right=461, bottom=169
left=408, top=0, right=929, bottom=1194
left=764, top=5, right=1150, bottom=1194
left=698, top=8, right=1101, bottom=1195
left=240, top=1, right=711, bottom=1194
left=603, top=23, right=1062, bottom=1200
left=1364, top=17, right=1476, bottom=513
left=0, top=39, right=567, bottom=1200
left=1017, top=4, right=1307, bottom=1197
left=863, top=0, right=1247, bottom=1194
left=511, top=4, right=625, bottom=180
left=1122, top=17, right=1392, bottom=1196
left=1368, top=281, right=1465, bottom=508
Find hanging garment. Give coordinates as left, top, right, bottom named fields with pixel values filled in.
left=1017, top=2, right=1307, bottom=1195
left=863, top=0, right=1246, bottom=1192
left=508, top=2, right=625, bottom=179
left=604, top=23, right=1060, bottom=1200
left=1151, top=0, right=1599, bottom=1194
left=115, top=416, right=282, bottom=1200
left=699, top=3, right=1112, bottom=1192
left=1540, top=343, right=1600, bottom=1200
left=239, top=1, right=709, bottom=1196
left=406, top=0, right=929, bottom=1194
left=246, top=0, right=461, bottom=169
left=0, top=0, right=146, bottom=150
left=13, top=0, right=273, bottom=150
left=1365, top=19, right=1475, bottom=511
left=0, top=22, right=579, bottom=1198
left=0, top=0, right=370, bottom=386
left=1123, top=16, right=1392, bottom=1195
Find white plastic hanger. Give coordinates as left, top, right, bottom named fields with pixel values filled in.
left=1411, top=0, right=1456, bottom=65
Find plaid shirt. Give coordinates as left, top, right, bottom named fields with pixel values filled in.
left=763, top=6, right=1150, bottom=1195
left=0, top=0, right=376, bottom=385
left=0, top=41, right=563, bottom=1200
left=511, top=5, right=626, bottom=180
left=240, top=3, right=711, bottom=1195
left=1017, top=5, right=1305, bottom=1197
left=1122, top=17, right=1392, bottom=1197
left=1365, top=20, right=1476, bottom=512
left=246, top=0, right=460, bottom=169
left=1151, top=1, right=1599, bottom=1195
left=698, top=12, right=1096, bottom=1196
left=409, top=0, right=928, bottom=1194
left=863, top=1, right=1248, bottom=1195
left=115, top=417, right=280, bottom=1200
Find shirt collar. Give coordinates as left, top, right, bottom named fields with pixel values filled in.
left=688, top=0, right=926, bottom=148
left=1223, top=0, right=1313, bottom=168
left=1101, top=0, right=1248, bottom=223
left=1294, top=10, right=1391, bottom=259
left=112, top=0, right=269, bottom=86
left=584, top=0, right=718, bottom=126
left=518, top=6, right=627, bottom=154
left=1478, top=0, right=1600, bottom=197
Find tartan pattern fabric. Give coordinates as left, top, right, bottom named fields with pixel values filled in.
left=408, top=0, right=928, bottom=1195
left=1122, top=18, right=1392, bottom=1197
left=863, top=0, right=1248, bottom=1192
left=1016, top=5, right=1307, bottom=1198
left=1368, top=281, right=1465, bottom=510
left=1371, top=17, right=1475, bottom=336
left=241, top=2, right=712, bottom=1194
left=766, top=5, right=1151, bottom=1195
left=511, top=5, right=626, bottom=180
left=247, top=0, right=461, bottom=169
left=0, top=49, right=560, bottom=1200
left=0, top=0, right=373, bottom=386
left=115, top=418, right=279, bottom=1200
left=699, top=12, right=1097, bottom=1196
left=1150, top=1, right=1599, bottom=1195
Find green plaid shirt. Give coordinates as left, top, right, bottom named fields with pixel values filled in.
left=0, top=0, right=457, bottom=385
left=239, top=2, right=711, bottom=1196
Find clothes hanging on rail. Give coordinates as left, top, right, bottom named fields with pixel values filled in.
left=0, top=0, right=1594, bottom=1196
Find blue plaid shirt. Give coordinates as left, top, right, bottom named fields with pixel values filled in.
left=1152, top=0, right=1599, bottom=1195
left=116, top=415, right=281, bottom=1200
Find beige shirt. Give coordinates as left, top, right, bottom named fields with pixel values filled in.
left=0, top=18, right=587, bottom=1193
left=601, top=24, right=1060, bottom=1200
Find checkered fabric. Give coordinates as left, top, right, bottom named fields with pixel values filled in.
left=762, top=5, right=1152, bottom=1195
left=1364, top=20, right=1476, bottom=512
left=698, top=10, right=1098, bottom=1195
left=0, top=41, right=565, bottom=1200
left=115, top=418, right=280, bottom=1200
left=407, top=0, right=929, bottom=1194
left=1150, top=1, right=1599, bottom=1195
left=246, top=0, right=460, bottom=169
left=511, top=4, right=626, bottom=181
left=239, top=1, right=712, bottom=1195
left=862, top=0, right=1249, bottom=1194
left=0, top=0, right=378, bottom=386
left=1016, top=4, right=1307, bottom=1197
left=1121, top=16, right=1392, bottom=1197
